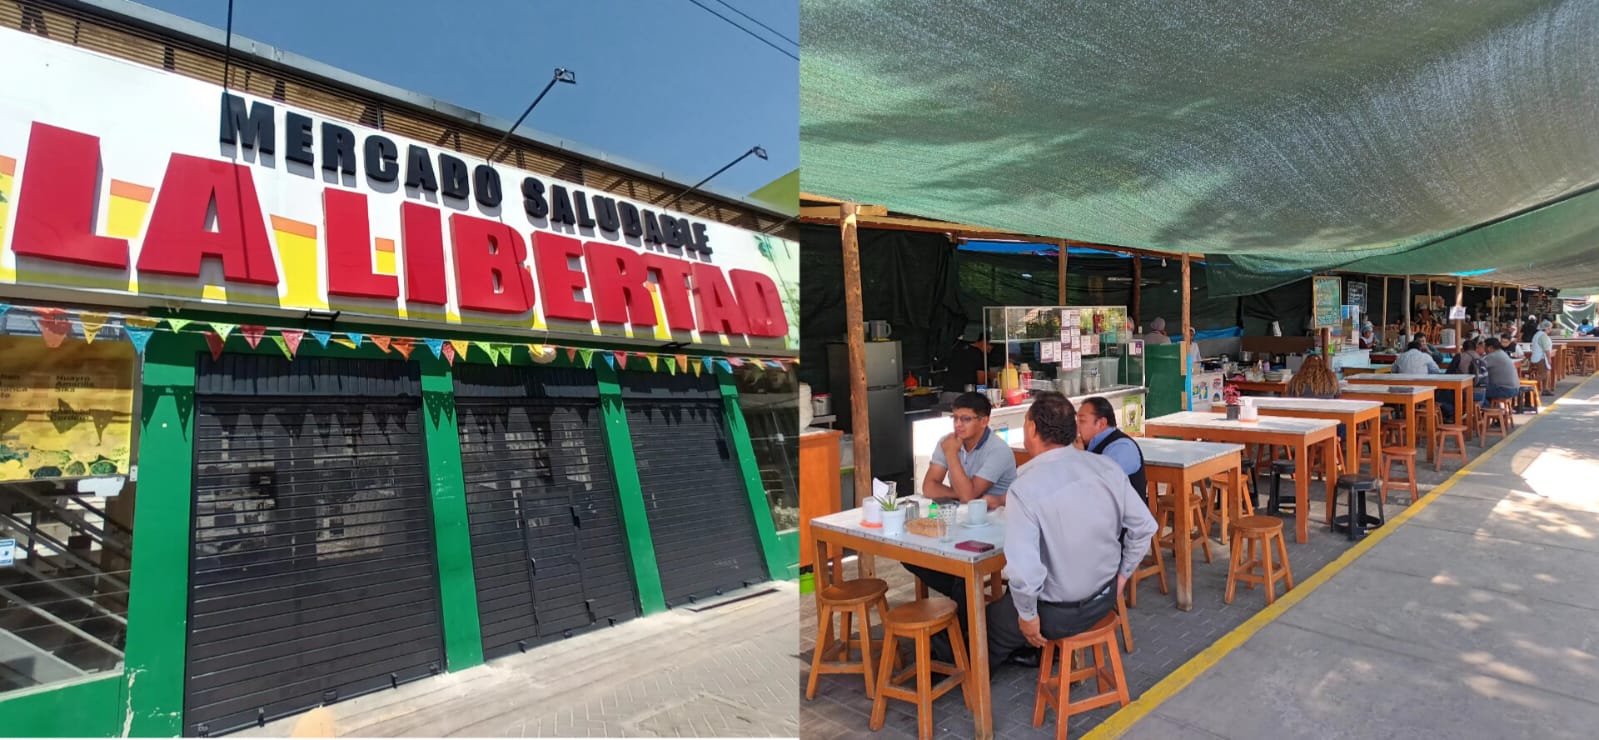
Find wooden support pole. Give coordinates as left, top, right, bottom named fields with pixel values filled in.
left=1404, top=276, right=1412, bottom=342
left=840, top=203, right=872, bottom=505
left=1181, top=253, right=1192, bottom=371
left=1131, top=256, right=1142, bottom=330
left=1454, top=275, right=1465, bottom=345
left=1057, top=239, right=1068, bottom=305
left=1381, top=277, right=1389, bottom=347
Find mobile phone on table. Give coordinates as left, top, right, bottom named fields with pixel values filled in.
left=955, top=540, right=994, bottom=553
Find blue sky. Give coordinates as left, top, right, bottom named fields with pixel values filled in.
left=135, top=0, right=797, bottom=200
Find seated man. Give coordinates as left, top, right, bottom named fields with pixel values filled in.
left=1393, top=339, right=1442, bottom=375
left=907, top=392, right=1016, bottom=637
left=1477, top=338, right=1522, bottom=407
left=985, top=392, right=1157, bottom=668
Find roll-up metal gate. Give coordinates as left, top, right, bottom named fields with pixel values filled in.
left=618, top=372, right=768, bottom=606
left=454, top=365, right=637, bottom=661
left=185, top=355, right=442, bottom=736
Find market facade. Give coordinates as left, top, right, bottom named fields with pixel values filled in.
left=0, top=1, right=800, bottom=736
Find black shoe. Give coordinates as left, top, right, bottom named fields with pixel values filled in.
left=1006, top=647, right=1042, bottom=668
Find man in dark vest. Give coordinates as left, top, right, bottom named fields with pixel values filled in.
left=1076, top=396, right=1147, bottom=496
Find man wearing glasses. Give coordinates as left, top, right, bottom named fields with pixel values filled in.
left=921, top=392, right=1017, bottom=509
left=911, top=392, right=1018, bottom=659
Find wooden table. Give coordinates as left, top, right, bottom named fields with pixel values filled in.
left=1144, top=412, right=1338, bottom=544
left=1338, top=383, right=1435, bottom=461
left=1210, top=398, right=1382, bottom=477
left=1553, top=338, right=1599, bottom=375
left=1137, top=438, right=1244, bottom=611
left=811, top=507, right=1008, bottom=739
left=1338, top=362, right=1391, bottom=374
left=799, top=429, right=844, bottom=569
left=1347, top=373, right=1474, bottom=442
left=1229, top=379, right=1289, bottom=396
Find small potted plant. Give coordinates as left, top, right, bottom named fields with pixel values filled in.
left=875, top=493, right=907, bottom=536
left=1223, top=385, right=1242, bottom=420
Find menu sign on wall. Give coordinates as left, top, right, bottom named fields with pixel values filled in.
left=1313, top=276, right=1343, bottom=329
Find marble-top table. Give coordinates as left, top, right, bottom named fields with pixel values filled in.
left=1136, top=438, right=1245, bottom=610
left=1209, top=398, right=1383, bottom=475
left=1347, top=373, right=1475, bottom=446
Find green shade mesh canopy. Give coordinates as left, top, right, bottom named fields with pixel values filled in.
left=801, top=0, right=1599, bottom=292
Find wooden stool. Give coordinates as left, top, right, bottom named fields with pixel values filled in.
left=1381, top=447, right=1420, bottom=503
left=1477, top=404, right=1511, bottom=445
left=1225, top=515, right=1294, bottom=605
left=1354, top=420, right=1381, bottom=475
left=808, top=578, right=891, bottom=700
left=1126, top=537, right=1168, bottom=610
left=1031, top=611, right=1130, bottom=740
left=1433, top=423, right=1470, bottom=471
left=870, top=599, right=973, bottom=740
left=1380, top=418, right=1408, bottom=448
left=1157, top=492, right=1212, bottom=564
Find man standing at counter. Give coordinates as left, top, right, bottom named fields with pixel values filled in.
left=908, top=392, right=1017, bottom=651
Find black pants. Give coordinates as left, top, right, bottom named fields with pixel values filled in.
left=985, top=586, right=1116, bottom=670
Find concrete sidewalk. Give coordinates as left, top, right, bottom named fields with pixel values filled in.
left=1110, top=374, right=1599, bottom=739
left=236, top=583, right=801, bottom=738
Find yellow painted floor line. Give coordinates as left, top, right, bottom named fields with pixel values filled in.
left=1086, top=374, right=1599, bottom=739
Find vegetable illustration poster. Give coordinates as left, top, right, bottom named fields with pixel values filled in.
left=0, top=336, right=134, bottom=481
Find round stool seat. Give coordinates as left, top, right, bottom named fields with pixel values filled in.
left=820, top=578, right=889, bottom=604
left=1232, top=515, right=1284, bottom=534
left=1381, top=447, right=1417, bottom=459
left=1270, top=459, right=1296, bottom=475
left=1436, top=423, right=1469, bottom=432
left=885, top=598, right=958, bottom=630
left=1240, top=457, right=1256, bottom=472
left=1157, top=492, right=1204, bottom=507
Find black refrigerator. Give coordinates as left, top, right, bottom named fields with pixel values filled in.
left=827, top=340, right=909, bottom=478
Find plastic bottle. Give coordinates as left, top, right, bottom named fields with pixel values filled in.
left=927, top=502, right=939, bottom=519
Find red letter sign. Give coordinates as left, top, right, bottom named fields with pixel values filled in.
left=450, top=213, right=534, bottom=314
left=729, top=269, right=788, bottom=337
left=138, top=154, right=278, bottom=285
left=323, top=188, right=398, bottom=299
left=11, top=122, right=129, bottom=268
left=584, top=241, right=655, bottom=327
left=643, top=254, right=697, bottom=331
left=400, top=202, right=448, bottom=305
left=691, top=263, right=748, bottom=336
left=533, top=232, right=595, bottom=323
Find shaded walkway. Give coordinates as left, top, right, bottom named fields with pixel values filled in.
left=1103, top=373, right=1599, bottom=739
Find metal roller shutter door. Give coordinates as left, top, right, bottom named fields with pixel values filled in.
left=454, top=365, right=638, bottom=661
left=185, top=357, right=442, bottom=736
left=619, top=372, right=767, bottom=606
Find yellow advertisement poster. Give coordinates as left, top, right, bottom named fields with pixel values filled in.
left=0, top=336, right=135, bottom=481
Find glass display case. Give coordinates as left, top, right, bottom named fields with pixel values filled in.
left=981, top=304, right=1146, bottom=397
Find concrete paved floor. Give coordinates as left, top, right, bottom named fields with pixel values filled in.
left=237, top=583, right=800, bottom=738
left=800, top=376, right=1584, bottom=739
left=1116, top=372, right=1599, bottom=739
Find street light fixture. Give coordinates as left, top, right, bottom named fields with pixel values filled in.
left=486, top=67, right=577, bottom=164
left=665, top=145, right=768, bottom=210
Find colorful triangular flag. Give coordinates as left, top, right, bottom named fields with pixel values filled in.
left=372, top=335, right=393, bottom=353
left=728, top=357, right=744, bottom=368
left=613, top=350, right=628, bottom=369
left=0, top=304, right=9, bottom=320
left=497, top=344, right=515, bottom=365
left=35, top=309, right=71, bottom=348
left=578, top=348, right=594, bottom=368
left=279, top=329, right=305, bottom=357
left=665, top=357, right=677, bottom=375
left=79, top=312, right=109, bottom=343
left=716, top=360, right=732, bottom=374
left=602, top=352, right=616, bottom=369
left=344, top=332, right=365, bottom=347
left=449, top=340, right=471, bottom=362
left=479, top=341, right=499, bottom=366
left=210, top=322, right=236, bottom=341
left=392, top=337, right=415, bottom=359
left=240, top=324, right=266, bottom=349
left=124, top=325, right=154, bottom=354
left=675, top=353, right=689, bottom=371
left=268, top=335, right=292, bottom=360
left=692, top=360, right=703, bottom=377
left=124, top=315, right=160, bottom=330
left=647, top=354, right=659, bottom=372
left=203, top=331, right=225, bottom=360
left=166, top=317, right=192, bottom=333
left=442, top=341, right=457, bottom=364
left=309, top=330, right=333, bottom=348
left=565, top=347, right=579, bottom=363
left=424, top=338, right=444, bottom=358
left=702, top=356, right=715, bottom=374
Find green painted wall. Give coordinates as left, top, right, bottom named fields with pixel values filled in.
left=775, top=531, right=800, bottom=580
left=0, top=675, right=124, bottom=737
left=716, top=368, right=787, bottom=581
left=123, top=331, right=199, bottom=737
left=419, top=356, right=484, bottom=671
left=594, top=361, right=667, bottom=615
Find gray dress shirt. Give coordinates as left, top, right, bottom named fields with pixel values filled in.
left=1002, top=445, right=1159, bottom=621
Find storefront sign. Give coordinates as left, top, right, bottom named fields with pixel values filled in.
left=0, top=28, right=798, bottom=351
left=1312, top=276, right=1343, bottom=328
left=0, top=337, right=135, bottom=482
